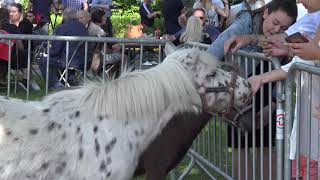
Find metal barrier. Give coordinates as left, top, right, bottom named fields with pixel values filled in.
left=0, top=35, right=288, bottom=179
left=284, top=63, right=320, bottom=180
left=0, top=34, right=166, bottom=99
left=176, top=42, right=285, bottom=180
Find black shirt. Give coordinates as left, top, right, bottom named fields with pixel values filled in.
left=139, top=2, right=154, bottom=28
left=163, top=0, right=184, bottom=35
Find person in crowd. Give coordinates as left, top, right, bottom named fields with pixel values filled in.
left=221, top=1, right=297, bottom=179
left=0, top=7, right=25, bottom=82
left=224, top=0, right=320, bottom=179
left=207, top=0, right=297, bottom=61
left=228, top=0, right=320, bottom=179
left=179, top=15, right=211, bottom=44
left=8, top=3, right=40, bottom=91
left=164, top=8, right=221, bottom=45
left=91, top=0, right=113, bottom=36
left=90, top=8, right=123, bottom=73
left=193, top=0, right=229, bottom=30
left=77, top=10, right=105, bottom=37
left=139, top=0, right=161, bottom=28
left=61, top=0, right=88, bottom=11
left=25, top=10, right=35, bottom=25
left=27, top=0, right=52, bottom=25
left=39, top=8, right=88, bottom=89
left=163, top=0, right=185, bottom=35
left=177, top=7, right=193, bottom=28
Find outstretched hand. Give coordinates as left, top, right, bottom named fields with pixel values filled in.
left=285, top=34, right=320, bottom=60
left=224, top=36, right=251, bottom=55
left=248, top=75, right=263, bottom=96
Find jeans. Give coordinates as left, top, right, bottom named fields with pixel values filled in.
left=206, top=12, right=253, bottom=60
left=39, top=58, right=60, bottom=88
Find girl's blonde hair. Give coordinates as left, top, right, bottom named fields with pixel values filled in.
left=200, top=0, right=213, bottom=8
left=180, top=16, right=204, bottom=43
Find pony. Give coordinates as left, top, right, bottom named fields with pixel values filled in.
left=0, top=47, right=251, bottom=180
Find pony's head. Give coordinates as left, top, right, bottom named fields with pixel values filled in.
left=164, top=45, right=251, bottom=114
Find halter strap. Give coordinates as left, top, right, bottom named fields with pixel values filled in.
left=199, top=71, right=238, bottom=114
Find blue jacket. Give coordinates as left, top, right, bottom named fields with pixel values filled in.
left=50, top=20, right=88, bottom=70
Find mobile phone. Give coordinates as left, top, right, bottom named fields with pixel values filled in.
left=285, top=32, right=309, bottom=43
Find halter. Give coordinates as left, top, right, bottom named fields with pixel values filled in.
left=199, top=71, right=252, bottom=128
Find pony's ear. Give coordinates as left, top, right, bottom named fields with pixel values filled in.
left=164, top=42, right=177, bottom=56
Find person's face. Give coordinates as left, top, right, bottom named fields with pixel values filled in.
left=297, top=0, right=320, bottom=12
left=193, top=10, right=206, bottom=26
left=78, top=14, right=90, bottom=26
left=26, top=13, right=35, bottom=23
left=101, top=15, right=107, bottom=26
left=9, top=6, right=21, bottom=22
left=262, top=9, right=294, bottom=36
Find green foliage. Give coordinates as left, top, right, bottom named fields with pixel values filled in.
left=112, top=0, right=166, bottom=37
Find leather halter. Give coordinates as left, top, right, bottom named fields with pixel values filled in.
left=199, top=71, right=238, bottom=114
left=198, top=71, right=252, bottom=128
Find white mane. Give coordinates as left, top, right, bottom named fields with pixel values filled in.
left=81, top=48, right=219, bottom=122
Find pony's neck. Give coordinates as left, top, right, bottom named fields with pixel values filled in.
left=81, top=60, right=202, bottom=122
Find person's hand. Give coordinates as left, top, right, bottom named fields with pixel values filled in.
left=312, top=104, right=320, bottom=119
left=112, top=44, right=121, bottom=51
left=284, top=34, right=320, bottom=60
left=224, top=36, right=251, bottom=55
left=262, top=36, right=289, bottom=57
left=248, top=75, right=263, bottom=96
left=162, top=34, right=176, bottom=42
left=83, top=2, right=89, bottom=11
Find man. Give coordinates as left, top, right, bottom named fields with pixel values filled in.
left=39, top=8, right=88, bottom=89
left=163, top=0, right=185, bottom=35
left=62, top=0, right=88, bottom=11
left=28, top=0, right=52, bottom=24
left=207, top=0, right=297, bottom=60
left=164, top=8, right=220, bottom=44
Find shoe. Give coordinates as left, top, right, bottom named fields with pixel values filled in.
left=19, top=79, right=41, bottom=91
left=142, top=61, right=153, bottom=66
left=18, top=79, right=28, bottom=91
left=150, top=60, right=159, bottom=65
left=50, top=82, right=64, bottom=90
left=30, top=79, right=41, bottom=91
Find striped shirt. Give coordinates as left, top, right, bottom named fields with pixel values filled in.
left=62, top=0, right=84, bottom=11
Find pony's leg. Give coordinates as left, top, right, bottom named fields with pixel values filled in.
left=145, top=169, right=167, bottom=180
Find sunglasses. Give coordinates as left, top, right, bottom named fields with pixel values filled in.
left=27, top=15, right=34, bottom=18
left=198, top=16, right=205, bottom=20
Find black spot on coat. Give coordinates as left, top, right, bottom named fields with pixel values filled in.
left=95, top=138, right=100, bottom=156
left=29, top=128, right=38, bottom=135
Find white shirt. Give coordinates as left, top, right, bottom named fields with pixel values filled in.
left=281, top=43, right=320, bottom=160
left=285, top=11, right=320, bottom=37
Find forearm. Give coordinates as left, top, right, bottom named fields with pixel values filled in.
left=260, top=68, right=288, bottom=84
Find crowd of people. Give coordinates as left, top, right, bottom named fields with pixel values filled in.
left=0, top=0, right=319, bottom=179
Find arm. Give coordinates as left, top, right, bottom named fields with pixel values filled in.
left=249, top=68, right=288, bottom=96
left=224, top=34, right=265, bottom=55
left=91, top=0, right=111, bottom=10
left=214, top=1, right=229, bottom=18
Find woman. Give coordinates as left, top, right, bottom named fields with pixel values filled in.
left=8, top=3, right=40, bottom=91
left=179, top=16, right=211, bottom=44
left=193, top=0, right=229, bottom=29
left=139, top=0, right=161, bottom=28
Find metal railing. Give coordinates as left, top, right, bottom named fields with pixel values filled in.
left=284, top=63, right=320, bottom=180
left=177, top=42, right=285, bottom=180
left=0, top=34, right=166, bottom=99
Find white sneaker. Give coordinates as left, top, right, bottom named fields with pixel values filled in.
left=150, top=61, right=159, bottom=65
left=142, top=61, right=153, bottom=66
